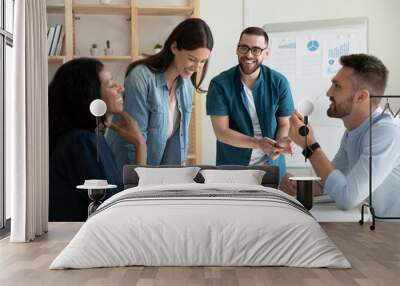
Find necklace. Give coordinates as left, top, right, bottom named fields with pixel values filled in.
left=167, top=77, right=178, bottom=96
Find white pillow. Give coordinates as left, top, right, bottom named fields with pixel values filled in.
left=200, top=169, right=266, bottom=185
left=135, top=167, right=200, bottom=186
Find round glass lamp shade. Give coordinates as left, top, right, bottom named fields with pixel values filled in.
left=297, top=99, right=314, bottom=116
left=90, top=99, right=107, bottom=117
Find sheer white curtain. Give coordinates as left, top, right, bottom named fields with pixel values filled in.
left=7, top=0, right=48, bottom=242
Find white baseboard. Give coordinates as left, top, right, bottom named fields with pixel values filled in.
left=311, top=203, right=369, bottom=222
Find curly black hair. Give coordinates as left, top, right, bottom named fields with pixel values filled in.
left=49, top=57, right=104, bottom=154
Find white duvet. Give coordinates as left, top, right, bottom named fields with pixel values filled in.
left=50, top=183, right=351, bottom=269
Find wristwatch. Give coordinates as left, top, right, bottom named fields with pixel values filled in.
left=302, top=142, right=320, bottom=159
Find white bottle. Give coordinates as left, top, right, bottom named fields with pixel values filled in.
left=90, top=43, right=99, bottom=56
left=104, top=40, right=113, bottom=56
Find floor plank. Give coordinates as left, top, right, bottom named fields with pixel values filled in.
left=0, top=222, right=399, bottom=286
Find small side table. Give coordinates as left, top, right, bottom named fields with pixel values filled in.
left=289, top=177, right=321, bottom=210
left=77, top=183, right=117, bottom=217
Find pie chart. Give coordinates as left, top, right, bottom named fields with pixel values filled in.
left=307, top=40, right=319, bottom=52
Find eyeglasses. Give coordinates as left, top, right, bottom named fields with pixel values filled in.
left=237, top=44, right=267, bottom=56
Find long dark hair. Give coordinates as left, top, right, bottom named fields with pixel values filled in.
left=125, top=18, right=214, bottom=91
left=49, top=57, right=104, bottom=154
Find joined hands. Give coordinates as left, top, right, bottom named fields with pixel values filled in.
left=257, top=136, right=294, bottom=160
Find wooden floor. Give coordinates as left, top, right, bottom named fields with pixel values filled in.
left=0, top=222, right=399, bottom=286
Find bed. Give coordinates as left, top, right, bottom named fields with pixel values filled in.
left=50, top=165, right=350, bottom=269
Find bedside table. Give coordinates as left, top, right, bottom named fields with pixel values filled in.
left=77, top=181, right=117, bottom=217
left=289, top=176, right=321, bottom=210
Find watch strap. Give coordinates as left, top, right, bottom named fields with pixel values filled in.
left=302, top=142, right=320, bottom=159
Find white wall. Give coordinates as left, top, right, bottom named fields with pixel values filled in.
left=200, top=0, right=243, bottom=165
left=199, top=0, right=400, bottom=165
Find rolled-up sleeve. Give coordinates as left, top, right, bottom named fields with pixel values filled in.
left=276, top=76, right=294, bottom=117
left=324, top=123, right=400, bottom=210
left=324, top=169, right=352, bottom=209
left=206, top=79, right=229, bottom=116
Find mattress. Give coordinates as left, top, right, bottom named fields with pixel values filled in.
left=50, top=183, right=350, bottom=269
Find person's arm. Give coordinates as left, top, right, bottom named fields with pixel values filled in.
left=134, top=143, right=146, bottom=165
left=303, top=134, right=349, bottom=193
left=323, top=124, right=400, bottom=209
left=281, top=111, right=335, bottom=197
left=211, top=115, right=261, bottom=149
left=289, top=111, right=400, bottom=209
left=122, top=67, right=150, bottom=164
left=276, top=116, right=290, bottom=140
left=206, top=79, right=258, bottom=148
left=206, top=80, right=281, bottom=156
left=274, top=75, right=295, bottom=156
left=289, top=111, right=335, bottom=185
left=330, top=134, right=349, bottom=175
left=274, top=116, right=294, bottom=157
left=308, top=149, right=336, bottom=185
left=107, top=111, right=147, bottom=165
left=210, top=115, right=282, bottom=156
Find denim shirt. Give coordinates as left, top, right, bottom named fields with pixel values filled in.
left=106, top=65, right=194, bottom=172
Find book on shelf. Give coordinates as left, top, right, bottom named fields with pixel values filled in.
left=47, top=24, right=65, bottom=56
left=47, top=25, right=56, bottom=56
left=55, top=25, right=65, bottom=56
left=50, top=24, right=61, bottom=56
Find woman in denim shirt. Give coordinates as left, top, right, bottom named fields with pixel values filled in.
left=107, top=18, right=214, bottom=171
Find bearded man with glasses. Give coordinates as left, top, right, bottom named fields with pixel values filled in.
left=206, top=27, right=294, bottom=179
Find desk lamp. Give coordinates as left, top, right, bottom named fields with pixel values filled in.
left=298, top=100, right=314, bottom=162
left=89, top=99, right=107, bottom=162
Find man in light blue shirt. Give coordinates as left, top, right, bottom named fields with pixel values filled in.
left=280, top=54, right=400, bottom=217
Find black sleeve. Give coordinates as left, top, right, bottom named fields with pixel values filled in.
left=49, top=131, right=113, bottom=221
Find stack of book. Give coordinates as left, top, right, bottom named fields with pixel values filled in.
left=47, top=24, right=65, bottom=56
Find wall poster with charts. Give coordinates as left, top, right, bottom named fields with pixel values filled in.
left=263, top=18, right=367, bottom=167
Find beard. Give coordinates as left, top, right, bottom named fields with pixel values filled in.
left=327, top=95, right=354, bottom=118
left=238, top=56, right=262, bottom=75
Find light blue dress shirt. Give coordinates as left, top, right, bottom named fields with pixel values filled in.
left=324, top=108, right=400, bottom=217
left=106, top=65, right=194, bottom=172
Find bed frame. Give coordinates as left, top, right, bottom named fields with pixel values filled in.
left=123, top=165, right=280, bottom=190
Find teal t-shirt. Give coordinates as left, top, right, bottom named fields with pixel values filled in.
left=206, top=65, right=294, bottom=178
